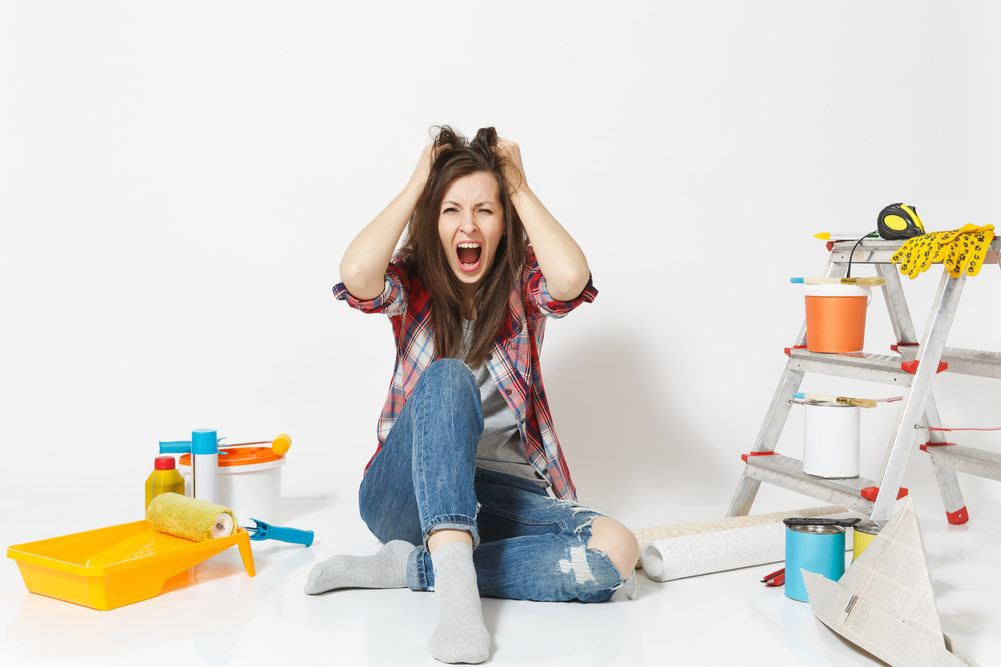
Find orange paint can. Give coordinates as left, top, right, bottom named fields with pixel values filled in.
left=803, top=284, right=871, bottom=353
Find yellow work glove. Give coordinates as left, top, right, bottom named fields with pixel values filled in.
left=938, top=224, right=995, bottom=278
left=891, top=224, right=995, bottom=279
left=890, top=231, right=952, bottom=279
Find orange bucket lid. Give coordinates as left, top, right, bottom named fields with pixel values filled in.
left=179, top=446, right=284, bottom=468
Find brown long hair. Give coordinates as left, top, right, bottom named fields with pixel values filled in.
left=401, top=126, right=526, bottom=367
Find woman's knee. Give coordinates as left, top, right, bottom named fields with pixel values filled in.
left=587, top=517, right=639, bottom=580
left=422, top=358, right=475, bottom=382
left=414, top=359, right=482, bottom=425
left=418, top=359, right=479, bottom=399
left=358, top=480, right=423, bottom=546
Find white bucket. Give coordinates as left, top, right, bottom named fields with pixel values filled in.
left=803, top=402, right=860, bottom=478
left=179, top=446, right=285, bottom=524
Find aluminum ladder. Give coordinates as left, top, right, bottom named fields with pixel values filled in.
left=727, top=237, right=1001, bottom=525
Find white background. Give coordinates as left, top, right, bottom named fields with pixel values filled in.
left=3, top=0, right=1000, bottom=529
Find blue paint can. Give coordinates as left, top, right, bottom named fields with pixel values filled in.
left=784, top=524, right=845, bottom=602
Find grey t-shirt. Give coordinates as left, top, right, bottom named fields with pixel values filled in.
left=457, top=320, right=547, bottom=487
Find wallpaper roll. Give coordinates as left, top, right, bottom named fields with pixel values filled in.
left=635, top=506, right=854, bottom=582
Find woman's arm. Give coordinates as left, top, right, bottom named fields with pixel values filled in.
left=338, top=145, right=435, bottom=300
left=497, top=140, right=590, bottom=301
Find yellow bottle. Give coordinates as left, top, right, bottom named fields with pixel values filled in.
left=145, top=456, right=186, bottom=510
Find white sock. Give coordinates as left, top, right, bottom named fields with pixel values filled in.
left=303, top=540, right=413, bottom=594
left=427, top=542, right=490, bottom=664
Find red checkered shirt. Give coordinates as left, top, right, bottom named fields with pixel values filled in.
left=332, top=246, right=597, bottom=501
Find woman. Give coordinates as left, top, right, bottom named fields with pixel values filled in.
left=307, top=127, right=639, bottom=664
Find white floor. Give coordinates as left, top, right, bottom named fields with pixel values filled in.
left=3, top=499, right=998, bottom=667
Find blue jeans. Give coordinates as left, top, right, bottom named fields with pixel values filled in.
left=358, top=359, right=625, bottom=603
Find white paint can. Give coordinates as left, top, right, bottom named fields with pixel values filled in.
left=803, top=401, right=860, bottom=478
left=179, top=446, right=285, bottom=524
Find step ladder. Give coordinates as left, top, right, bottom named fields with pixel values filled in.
left=727, top=237, right=1001, bottom=525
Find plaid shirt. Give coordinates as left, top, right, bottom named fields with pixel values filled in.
left=332, top=246, right=597, bottom=501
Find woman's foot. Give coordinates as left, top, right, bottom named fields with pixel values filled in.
left=304, top=540, right=413, bottom=594
left=428, top=542, right=490, bottom=664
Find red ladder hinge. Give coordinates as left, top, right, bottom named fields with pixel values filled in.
left=742, top=452, right=779, bottom=463
left=919, top=441, right=957, bottom=452
left=860, top=486, right=908, bottom=502
left=900, top=360, right=948, bottom=375
left=784, top=345, right=808, bottom=357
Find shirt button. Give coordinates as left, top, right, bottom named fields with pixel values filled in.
left=505, top=388, right=512, bottom=395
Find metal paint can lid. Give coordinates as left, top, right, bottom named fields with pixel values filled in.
left=787, top=524, right=845, bottom=535
left=854, top=522, right=881, bottom=537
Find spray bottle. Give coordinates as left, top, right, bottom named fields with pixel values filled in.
left=158, top=428, right=219, bottom=503
left=191, top=429, right=219, bottom=504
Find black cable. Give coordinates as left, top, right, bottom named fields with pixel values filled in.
left=845, top=230, right=879, bottom=279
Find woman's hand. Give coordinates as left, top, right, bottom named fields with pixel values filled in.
left=341, top=143, right=438, bottom=300
left=409, top=143, right=437, bottom=190
left=494, top=138, right=528, bottom=196
left=498, top=138, right=589, bottom=301
left=410, top=141, right=452, bottom=190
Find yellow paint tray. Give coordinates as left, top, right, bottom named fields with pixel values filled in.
left=6, top=520, right=256, bottom=611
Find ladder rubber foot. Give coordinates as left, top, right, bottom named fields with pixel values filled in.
left=946, top=507, right=969, bottom=525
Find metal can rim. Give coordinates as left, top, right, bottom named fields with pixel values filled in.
left=787, top=524, right=845, bottom=535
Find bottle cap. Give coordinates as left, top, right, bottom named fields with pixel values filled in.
left=154, top=455, right=176, bottom=470
left=192, top=429, right=218, bottom=455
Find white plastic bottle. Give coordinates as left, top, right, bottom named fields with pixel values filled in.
left=192, top=429, right=219, bottom=503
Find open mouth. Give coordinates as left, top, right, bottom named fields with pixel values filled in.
left=455, top=241, right=482, bottom=273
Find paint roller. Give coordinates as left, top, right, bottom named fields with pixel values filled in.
left=219, top=433, right=292, bottom=455
left=146, top=493, right=314, bottom=546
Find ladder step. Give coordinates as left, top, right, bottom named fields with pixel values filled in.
left=786, top=348, right=914, bottom=386
left=741, top=453, right=876, bottom=513
left=895, top=346, right=1001, bottom=380
left=924, top=445, right=1001, bottom=482
left=829, top=238, right=1001, bottom=265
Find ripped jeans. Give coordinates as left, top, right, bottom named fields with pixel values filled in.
left=358, top=358, right=625, bottom=603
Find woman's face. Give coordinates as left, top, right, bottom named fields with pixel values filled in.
left=437, top=171, right=505, bottom=294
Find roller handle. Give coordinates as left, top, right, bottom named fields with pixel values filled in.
left=248, top=518, right=314, bottom=546
left=160, top=435, right=226, bottom=454
left=159, top=440, right=192, bottom=454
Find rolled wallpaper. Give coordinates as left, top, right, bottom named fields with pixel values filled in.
left=635, top=506, right=855, bottom=582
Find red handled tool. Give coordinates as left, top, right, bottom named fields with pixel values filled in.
left=761, top=568, right=785, bottom=587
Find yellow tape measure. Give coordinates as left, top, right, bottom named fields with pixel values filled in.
left=878, top=203, right=925, bottom=240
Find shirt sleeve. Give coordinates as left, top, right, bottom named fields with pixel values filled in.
left=523, top=246, right=598, bottom=319
left=332, top=253, right=409, bottom=316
